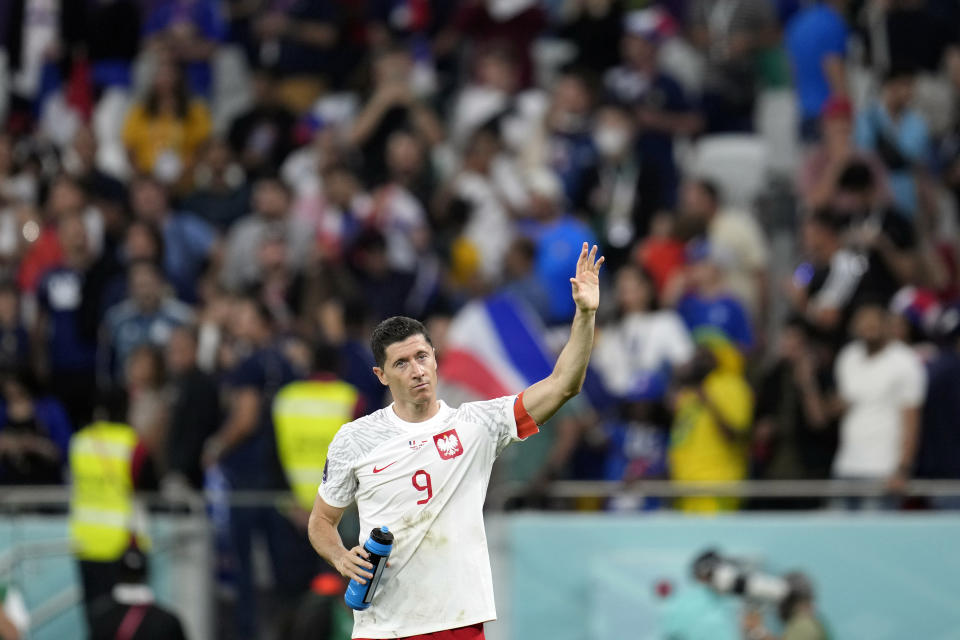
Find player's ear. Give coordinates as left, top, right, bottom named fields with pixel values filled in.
left=372, top=366, right=388, bottom=386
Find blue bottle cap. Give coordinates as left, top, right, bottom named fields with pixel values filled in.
left=381, top=526, right=389, bottom=533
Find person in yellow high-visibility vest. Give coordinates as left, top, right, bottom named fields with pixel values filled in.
left=272, top=344, right=362, bottom=639
left=274, top=345, right=363, bottom=513
left=68, top=417, right=151, bottom=629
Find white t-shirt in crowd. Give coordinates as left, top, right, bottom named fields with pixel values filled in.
left=320, top=396, right=537, bottom=639
left=833, top=340, right=926, bottom=478
left=593, top=311, right=694, bottom=396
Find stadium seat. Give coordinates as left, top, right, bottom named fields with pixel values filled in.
left=687, top=134, right=770, bottom=210
left=754, top=89, right=799, bottom=176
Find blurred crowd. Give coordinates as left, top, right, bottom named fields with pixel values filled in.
left=0, top=0, right=958, bottom=636
left=1, top=0, right=960, bottom=505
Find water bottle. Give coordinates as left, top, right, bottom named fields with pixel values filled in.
left=344, top=526, right=394, bottom=610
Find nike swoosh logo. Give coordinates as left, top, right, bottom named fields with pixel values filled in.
left=373, top=461, right=398, bottom=473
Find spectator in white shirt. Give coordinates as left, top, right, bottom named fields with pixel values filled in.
left=833, top=303, right=926, bottom=505
left=594, top=265, right=694, bottom=398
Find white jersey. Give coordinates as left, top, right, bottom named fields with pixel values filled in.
left=319, top=394, right=538, bottom=639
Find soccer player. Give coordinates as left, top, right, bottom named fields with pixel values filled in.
left=308, top=243, right=604, bottom=639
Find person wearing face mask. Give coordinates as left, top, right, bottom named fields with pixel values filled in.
left=578, top=102, right=663, bottom=268
left=832, top=303, right=926, bottom=508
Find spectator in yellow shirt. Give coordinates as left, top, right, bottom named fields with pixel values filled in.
left=123, top=56, right=211, bottom=186
left=669, top=338, right=753, bottom=512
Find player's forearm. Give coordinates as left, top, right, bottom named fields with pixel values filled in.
left=522, top=308, right=596, bottom=425
left=308, top=510, right=348, bottom=564
left=523, top=243, right=602, bottom=424
left=553, top=308, right=596, bottom=397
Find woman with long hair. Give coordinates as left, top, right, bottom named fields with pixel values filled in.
left=593, top=264, right=694, bottom=398
left=122, top=56, right=212, bottom=185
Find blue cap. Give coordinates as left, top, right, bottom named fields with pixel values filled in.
left=381, top=526, right=390, bottom=533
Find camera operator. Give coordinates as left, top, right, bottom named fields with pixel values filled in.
left=741, top=572, right=827, bottom=640
left=668, top=343, right=753, bottom=512
left=662, top=550, right=740, bottom=640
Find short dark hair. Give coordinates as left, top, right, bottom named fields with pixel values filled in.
left=312, top=341, right=341, bottom=374
left=236, top=294, right=276, bottom=330
left=837, top=161, right=875, bottom=193
left=371, top=316, right=433, bottom=368
left=254, top=173, right=292, bottom=197
left=883, top=62, right=917, bottom=85
left=808, top=208, right=846, bottom=233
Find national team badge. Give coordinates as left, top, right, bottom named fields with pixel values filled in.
left=433, top=429, right=463, bottom=460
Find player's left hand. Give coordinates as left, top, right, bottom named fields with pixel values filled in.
left=570, top=243, right=604, bottom=313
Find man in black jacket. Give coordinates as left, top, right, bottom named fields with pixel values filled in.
left=164, top=326, right=221, bottom=490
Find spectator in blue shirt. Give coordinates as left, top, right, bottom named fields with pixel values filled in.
left=854, top=65, right=931, bottom=218
left=129, top=176, right=219, bottom=303
left=665, top=239, right=754, bottom=351
left=200, top=296, right=314, bottom=638
left=100, top=260, right=194, bottom=387
left=604, top=8, right=702, bottom=207
left=35, top=215, right=98, bottom=429
left=541, top=71, right=598, bottom=205
left=785, top=0, right=849, bottom=140
left=143, top=0, right=226, bottom=96
left=518, top=167, right=599, bottom=325
left=915, top=314, right=960, bottom=508
left=601, top=395, right=670, bottom=511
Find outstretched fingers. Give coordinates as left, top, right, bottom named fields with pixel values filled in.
left=593, top=254, right=605, bottom=274
left=576, top=242, right=588, bottom=275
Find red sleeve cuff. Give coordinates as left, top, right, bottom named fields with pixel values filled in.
left=514, top=392, right=539, bottom=440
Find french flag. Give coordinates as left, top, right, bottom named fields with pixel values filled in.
left=439, top=294, right=553, bottom=399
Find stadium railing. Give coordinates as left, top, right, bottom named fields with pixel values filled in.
left=485, top=479, right=960, bottom=509
left=4, top=479, right=960, bottom=511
